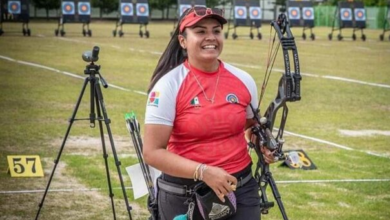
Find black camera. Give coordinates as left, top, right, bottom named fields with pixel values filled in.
left=82, top=46, right=99, bottom=62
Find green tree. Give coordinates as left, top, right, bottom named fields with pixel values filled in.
left=31, top=0, right=60, bottom=19
left=149, top=0, right=176, bottom=19
left=325, top=0, right=388, bottom=6
left=275, top=0, right=286, bottom=6
left=206, top=0, right=221, bottom=7
left=91, top=0, right=118, bottom=18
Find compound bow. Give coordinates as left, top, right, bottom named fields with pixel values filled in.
left=249, top=13, right=301, bottom=220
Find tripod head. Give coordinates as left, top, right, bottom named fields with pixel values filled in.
left=82, top=46, right=108, bottom=88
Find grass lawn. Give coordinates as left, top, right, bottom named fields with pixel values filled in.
left=0, top=19, right=389, bottom=220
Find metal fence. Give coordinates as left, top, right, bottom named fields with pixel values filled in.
left=314, top=6, right=389, bottom=29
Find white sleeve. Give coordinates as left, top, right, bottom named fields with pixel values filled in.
left=245, top=78, right=258, bottom=119
left=144, top=65, right=188, bottom=126
left=223, top=62, right=258, bottom=119
left=145, top=79, right=177, bottom=126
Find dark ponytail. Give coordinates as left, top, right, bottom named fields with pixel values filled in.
left=147, top=12, right=189, bottom=94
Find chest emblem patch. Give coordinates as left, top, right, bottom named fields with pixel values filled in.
left=226, top=94, right=239, bottom=104
left=190, top=96, right=201, bottom=107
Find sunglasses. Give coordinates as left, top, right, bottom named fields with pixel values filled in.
left=184, top=6, right=224, bottom=18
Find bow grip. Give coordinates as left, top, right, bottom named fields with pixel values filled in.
left=265, top=128, right=278, bottom=150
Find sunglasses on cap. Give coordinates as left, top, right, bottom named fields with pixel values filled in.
left=183, top=6, right=224, bottom=18
left=180, top=6, right=226, bottom=33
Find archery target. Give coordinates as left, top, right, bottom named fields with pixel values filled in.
left=8, top=1, right=21, bottom=14
left=78, top=2, right=90, bottom=15
left=354, top=8, right=366, bottom=21
left=249, top=6, right=261, bottom=20
left=288, top=7, right=300, bottom=20
left=136, top=3, right=149, bottom=17
left=302, top=7, right=314, bottom=20
left=340, top=8, right=352, bottom=21
left=62, top=1, right=75, bottom=15
left=121, top=3, right=133, bottom=16
left=179, top=4, right=191, bottom=16
left=234, top=6, right=247, bottom=19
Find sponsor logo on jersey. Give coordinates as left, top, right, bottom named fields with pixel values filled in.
left=226, top=94, right=239, bottom=104
left=148, top=91, right=160, bottom=107
left=190, top=96, right=201, bottom=107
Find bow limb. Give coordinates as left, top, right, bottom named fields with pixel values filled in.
left=263, top=13, right=301, bottom=150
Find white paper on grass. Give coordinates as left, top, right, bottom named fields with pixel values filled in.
left=126, top=163, right=161, bottom=200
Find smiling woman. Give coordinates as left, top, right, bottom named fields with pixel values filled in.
left=142, top=6, right=275, bottom=220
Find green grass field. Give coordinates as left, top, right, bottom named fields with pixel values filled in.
left=0, top=20, right=389, bottom=220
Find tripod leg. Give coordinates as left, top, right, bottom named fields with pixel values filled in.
left=35, top=77, right=90, bottom=220
left=90, top=77, right=96, bottom=128
left=94, top=80, right=133, bottom=220
left=96, top=101, right=117, bottom=220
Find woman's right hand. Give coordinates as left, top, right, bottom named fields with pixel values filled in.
left=261, top=145, right=277, bottom=164
left=201, top=166, right=237, bottom=202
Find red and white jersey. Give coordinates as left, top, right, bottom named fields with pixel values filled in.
left=145, top=60, right=258, bottom=174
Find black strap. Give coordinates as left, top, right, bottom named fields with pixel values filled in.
left=236, top=171, right=253, bottom=188
left=158, top=178, right=192, bottom=196
left=158, top=172, right=253, bottom=196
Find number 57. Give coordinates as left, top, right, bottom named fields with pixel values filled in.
left=7, top=155, right=44, bottom=177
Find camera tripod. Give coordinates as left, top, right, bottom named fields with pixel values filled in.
left=35, top=46, right=133, bottom=220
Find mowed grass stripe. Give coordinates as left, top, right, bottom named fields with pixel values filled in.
left=0, top=21, right=389, bottom=220
left=2, top=53, right=388, bottom=159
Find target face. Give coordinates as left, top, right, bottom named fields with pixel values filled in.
left=62, top=1, right=75, bottom=15
left=288, top=7, right=300, bottom=20
left=302, top=7, right=314, bottom=20
left=78, top=2, right=90, bottom=15
left=249, top=6, right=261, bottom=20
left=354, top=8, right=366, bottom=21
left=8, top=1, right=21, bottom=14
left=121, top=3, right=133, bottom=16
left=136, top=3, right=149, bottom=17
left=340, top=8, right=352, bottom=21
left=179, top=4, right=191, bottom=16
left=234, top=6, right=247, bottom=19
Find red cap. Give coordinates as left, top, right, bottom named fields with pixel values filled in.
left=179, top=10, right=227, bottom=33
